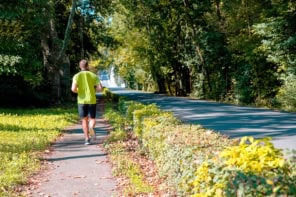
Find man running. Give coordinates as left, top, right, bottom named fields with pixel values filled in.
left=71, top=59, right=103, bottom=145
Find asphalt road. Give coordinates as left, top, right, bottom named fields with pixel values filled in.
left=106, top=88, right=296, bottom=152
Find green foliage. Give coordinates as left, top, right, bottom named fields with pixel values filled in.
left=105, top=128, right=128, bottom=143
left=106, top=0, right=296, bottom=110
left=103, top=96, right=296, bottom=196
left=0, top=1, right=48, bottom=81
left=102, top=87, right=120, bottom=102
left=0, top=106, right=77, bottom=196
left=191, top=137, right=296, bottom=196
left=104, top=143, right=154, bottom=196
left=104, top=99, right=233, bottom=195
left=125, top=102, right=145, bottom=122
left=0, top=0, right=115, bottom=104
left=103, top=99, right=155, bottom=195
left=120, top=157, right=154, bottom=195
left=141, top=122, right=232, bottom=196
left=132, top=104, right=161, bottom=137
left=276, top=74, right=296, bottom=111
left=221, top=137, right=284, bottom=173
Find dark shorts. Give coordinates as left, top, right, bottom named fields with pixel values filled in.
left=78, top=104, right=97, bottom=118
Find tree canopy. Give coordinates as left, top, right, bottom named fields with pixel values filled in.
left=0, top=0, right=295, bottom=110
left=108, top=0, right=296, bottom=110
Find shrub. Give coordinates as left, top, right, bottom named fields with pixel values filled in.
left=276, top=74, right=296, bottom=111
left=191, top=137, right=296, bottom=196
left=105, top=128, right=129, bottom=143
left=102, top=87, right=120, bottom=102
left=103, top=98, right=296, bottom=197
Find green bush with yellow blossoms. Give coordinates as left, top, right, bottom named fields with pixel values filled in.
left=102, top=89, right=296, bottom=197
left=190, top=137, right=296, bottom=196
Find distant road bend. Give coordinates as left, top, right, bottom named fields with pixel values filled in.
left=103, top=88, right=296, bottom=152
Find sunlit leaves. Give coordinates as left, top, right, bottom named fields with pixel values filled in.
left=0, top=55, right=21, bottom=73
left=0, top=1, right=48, bottom=82
left=103, top=96, right=296, bottom=196
left=0, top=107, right=77, bottom=195
left=221, top=137, right=284, bottom=173
left=276, top=74, right=296, bottom=110
left=191, top=137, right=296, bottom=196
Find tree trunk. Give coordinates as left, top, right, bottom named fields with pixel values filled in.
left=60, top=56, right=71, bottom=101
left=57, top=0, right=77, bottom=62
left=80, top=16, right=85, bottom=59
left=156, top=73, right=166, bottom=93
left=196, top=46, right=212, bottom=93
left=40, top=0, right=76, bottom=103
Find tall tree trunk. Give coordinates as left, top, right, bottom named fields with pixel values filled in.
left=60, top=56, right=71, bottom=101
left=196, top=45, right=212, bottom=93
left=151, top=64, right=166, bottom=93
left=41, top=0, right=76, bottom=103
left=156, top=73, right=166, bottom=93
left=80, top=16, right=85, bottom=59
left=57, top=0, right=77, bottom=62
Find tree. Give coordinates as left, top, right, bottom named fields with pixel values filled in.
left=0, top=0, right=114, bottom=105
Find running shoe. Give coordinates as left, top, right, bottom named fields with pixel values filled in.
left=85, top=138, right=91, bottom=145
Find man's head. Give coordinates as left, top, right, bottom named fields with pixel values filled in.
left=79, top=59, right=88, bottom=70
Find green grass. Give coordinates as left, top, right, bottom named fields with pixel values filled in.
left=0, top=106, right=77, bottom=196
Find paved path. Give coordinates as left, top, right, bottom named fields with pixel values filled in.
left=108, top=88, right=296, bottom=152
left=28, top=106, right=118, bottom=197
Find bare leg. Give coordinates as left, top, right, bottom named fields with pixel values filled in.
left=89, top=118, right=96, bottom=129
left=82, top=117, right=89, bottom=140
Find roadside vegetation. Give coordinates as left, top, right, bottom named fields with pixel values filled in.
left=103, top=89, right=296, bottom=196
left=2, top=1, right=296, bottom=112
left=0, top=107, right=77, bottom=196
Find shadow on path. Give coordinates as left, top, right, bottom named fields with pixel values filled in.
left=46, top=153, right=108, bottom=162
left=28, top=109, right=117, bottom=197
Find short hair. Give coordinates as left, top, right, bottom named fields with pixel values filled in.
left=79, top=59, right=88, bottom=69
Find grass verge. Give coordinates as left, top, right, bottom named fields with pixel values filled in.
left=0, top=106, right=77, bottom=196
left=104, top=141, right=154, bottom=196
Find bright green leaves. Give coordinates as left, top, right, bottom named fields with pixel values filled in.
left=191, top=137, right=296, bottom=196
left=221, top=137, right=285, bottom=173
left=104, top=95, right=296, bottom=196
left=0, top=55, right=21, bottom=73
left=0, top=1, right=48, bottom=80
left=0, top=107, right=77, bottom=195
left=0, top=17, right=25, bottom=74
left=108, top=0, right=296, bottom=109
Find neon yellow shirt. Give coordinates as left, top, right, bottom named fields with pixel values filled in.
left=73, top=71, right=99, bottom=104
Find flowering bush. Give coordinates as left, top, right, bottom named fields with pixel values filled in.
left=104, top=98, right=296, bottom=196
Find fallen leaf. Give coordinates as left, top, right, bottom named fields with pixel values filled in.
left=100, top=176, right=113, bottom=179
left=73, top=176, right=86, bottom=178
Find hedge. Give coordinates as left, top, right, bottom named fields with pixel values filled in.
left=103, top=89, right=296, bottom=196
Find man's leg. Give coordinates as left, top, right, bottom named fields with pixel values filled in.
left=88, top=104, right=97, bottom=140
left=82, top=117, right=89, bottom=140
left=89, top=118, right=96, bottom=129
left=78, top=104, right=91, bottom=144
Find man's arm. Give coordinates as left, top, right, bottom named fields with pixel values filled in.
left=71, top=81, right=78, bottom=93
left=96, top=82, right=103, bottom=92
